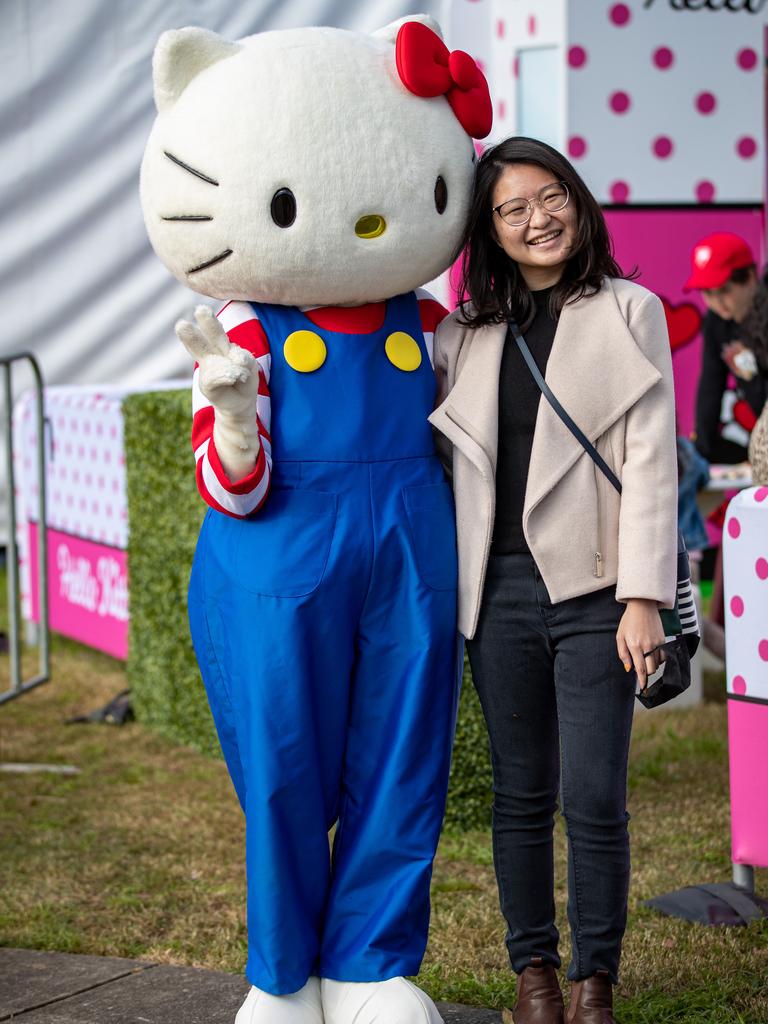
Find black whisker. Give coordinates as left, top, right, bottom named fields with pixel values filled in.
left=161, top=215, right=213, bottom=221
left=164, top=151, right=219, bottom=186
left=187, top=249, right=233, bottom=274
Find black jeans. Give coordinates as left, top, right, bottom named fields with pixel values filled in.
left=466, top=552, right=635, bottom=984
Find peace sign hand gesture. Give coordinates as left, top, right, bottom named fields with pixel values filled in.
left=177, top=305, right=263, bottom=481
left=176, top=305, right=260, bottom=419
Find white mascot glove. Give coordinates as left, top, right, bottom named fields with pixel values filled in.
left=176, top=305, right=262, bottom=480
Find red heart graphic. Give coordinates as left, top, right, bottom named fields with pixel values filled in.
left=661, top=298, right=702, bottom=352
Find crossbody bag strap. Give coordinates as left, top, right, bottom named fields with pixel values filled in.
left=507, top=320, right=623, bottom=495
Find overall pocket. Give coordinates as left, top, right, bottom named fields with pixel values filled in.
left=231, top=487, right=338, bottom=597
left=402, top=480, right=458, bottom=591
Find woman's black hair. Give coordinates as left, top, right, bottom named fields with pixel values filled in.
left=456, top=136, right=635, bottom=328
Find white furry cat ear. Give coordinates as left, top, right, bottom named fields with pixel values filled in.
left=153, top=27, right=241, bottom=113
left=372, top=14, right=443, bottom=44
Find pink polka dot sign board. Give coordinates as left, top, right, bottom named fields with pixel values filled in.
left=568, top=2, right=764, bottom=203
left=448, top=0, right=765, bottom=204
left=724, top=487, right=768, bottom=867
left=723, top=487, right=768, bottom=705
left=12, top=382, right=188, bottom=661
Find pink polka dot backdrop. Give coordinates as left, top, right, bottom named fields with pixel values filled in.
left=724, top=488, right=768, bottom=704
left=724, top=487, right=768, bottom=868
left=456, top=0, right=766, bottom=204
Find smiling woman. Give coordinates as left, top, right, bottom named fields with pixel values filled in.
left=430, top=136, right=679, bottom=1024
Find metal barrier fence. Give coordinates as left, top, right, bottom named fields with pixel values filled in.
left=0, top=353, right=50, bottom=704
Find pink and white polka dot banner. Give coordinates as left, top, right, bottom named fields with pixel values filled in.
left=567, top=2, right=763, bottom=204
left=14, top=388, right=130, bottom=553
left=723, top=487, right=768, bottom=868
left=724, top=487, right=768, bottom=705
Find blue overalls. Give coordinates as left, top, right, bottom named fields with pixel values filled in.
left=188, top=291, right=460, bottom=995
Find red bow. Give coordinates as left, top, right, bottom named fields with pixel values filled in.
left=395, top=21, right=492, bottom=139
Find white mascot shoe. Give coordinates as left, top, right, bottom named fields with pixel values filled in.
left=235, top=978, right=324, bottom=1023
left=321, top=978, right=443, bottom=1024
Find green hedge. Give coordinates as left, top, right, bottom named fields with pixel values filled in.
left=123, top=390, right=216, bottom=755
left=123, top=390, right=492, bottom=828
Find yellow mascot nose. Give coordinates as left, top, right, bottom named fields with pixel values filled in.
left=355, top=215, right=386, bottom=239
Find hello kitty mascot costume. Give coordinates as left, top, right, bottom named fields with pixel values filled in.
left=140, top=16, right=491, bottom=1024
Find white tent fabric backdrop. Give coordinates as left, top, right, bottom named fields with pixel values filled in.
left=0, top=0, right=445, bottom=538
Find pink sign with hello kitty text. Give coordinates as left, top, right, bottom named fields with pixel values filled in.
left=27, top=522, right=128, bottom=660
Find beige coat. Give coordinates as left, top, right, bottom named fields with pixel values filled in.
left=428, top=277, right=678, bottom=639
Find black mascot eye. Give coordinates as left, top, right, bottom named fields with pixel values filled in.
left=434, top=176, right=448, bottom=215
left=270, top=188, right=296, bottom=227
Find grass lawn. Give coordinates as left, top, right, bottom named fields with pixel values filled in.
left=1, top=637, right=767, bottom=1023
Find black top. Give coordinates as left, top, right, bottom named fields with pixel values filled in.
left=694, top=311, right=767, bottom=464
left=492, top=286, right=558, bottom=554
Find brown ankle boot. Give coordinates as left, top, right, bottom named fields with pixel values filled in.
left=565, top=972, right=615, bottom=1024
left=502, top=957, right=564, bottom=1024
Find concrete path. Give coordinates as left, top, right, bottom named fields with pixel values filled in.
left=0, top=949, right=503, bottom=1023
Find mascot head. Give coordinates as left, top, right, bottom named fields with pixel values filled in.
left=140, top=16, right=491, bottom=307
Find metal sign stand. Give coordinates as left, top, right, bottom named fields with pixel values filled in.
left=0, top=353, right=50, bottom=704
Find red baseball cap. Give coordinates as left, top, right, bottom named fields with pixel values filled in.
left=684, top=232, right=755, bottom=290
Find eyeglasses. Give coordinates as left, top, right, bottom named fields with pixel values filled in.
left=492, top=181, right=570, bottom=227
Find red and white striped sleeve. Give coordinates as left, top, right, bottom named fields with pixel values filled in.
left=191, top=301, right=272, bottom=518
left=416, top=288, right=450, bottom=368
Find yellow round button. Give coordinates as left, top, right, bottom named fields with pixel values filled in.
left=284, top=330, right=327, bottom=373
left=385, top=332, right=422, bottom=372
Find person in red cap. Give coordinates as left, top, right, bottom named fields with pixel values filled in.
left=685, top=233, right=767, bottom=660
left=686, top=232, right=766, bottom=464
